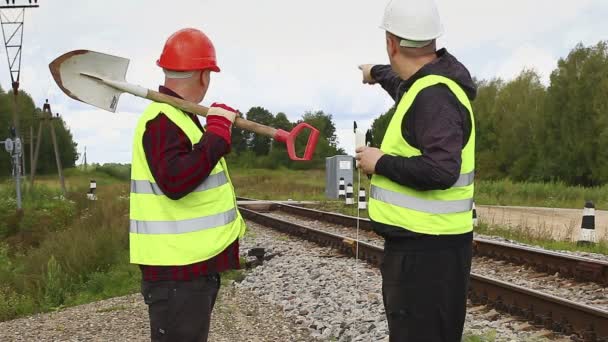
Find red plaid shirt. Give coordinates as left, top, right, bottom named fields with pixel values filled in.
left=139, top=86, right=240, bottom=281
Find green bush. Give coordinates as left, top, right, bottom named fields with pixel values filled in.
left=475, top=179, right=608, bottom=209
left=43, top=255, right=65, bottom=308
left=0, top=182, right=134, bottom=321
left=94, top=163, right=131, bottom=181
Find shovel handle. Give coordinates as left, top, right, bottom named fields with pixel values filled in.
left=273, top=123, right=320, bottom=161
left=148, top=90, right=319, bottom=161
left=148, top=90, right=278, bottom=138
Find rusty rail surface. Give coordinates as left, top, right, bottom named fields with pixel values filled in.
left=243, top=201, right=608, bottom=286
left=239, top=206, right=608, bottom=341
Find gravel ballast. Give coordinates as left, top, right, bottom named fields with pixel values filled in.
left=239, top=221, right=558, bottom=341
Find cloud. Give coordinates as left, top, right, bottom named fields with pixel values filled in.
left=479, top=45, right=557, bottom=84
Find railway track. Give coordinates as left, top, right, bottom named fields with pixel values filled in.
left=237, top=200, right=608, bottom=341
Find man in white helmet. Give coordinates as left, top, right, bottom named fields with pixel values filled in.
left=356, top=0, right=476, bottom=340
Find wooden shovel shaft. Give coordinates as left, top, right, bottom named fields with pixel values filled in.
left=147, top=90, right=278, bottom=138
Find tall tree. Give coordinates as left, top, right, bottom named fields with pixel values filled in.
left=543, top=41, right=608, bottom=185
left=369, top=106, right=395, bottom=147
left=245, top=107, right=274, bottom=156
left=0, top=89, right=78, bottom=177
left=492, top=70, right=546, bottom=181
left=230, top=110, right=248, bottom=154
left=474, top=78, right=503, bottom=179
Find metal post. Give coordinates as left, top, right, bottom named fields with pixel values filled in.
left=28, top=123, right=32, bottom=179
left=29, top=118, right=41, bottom=187
left=14, top=140, right=21, bottom=208
left=7, top=133, right=22, bottom=209
left=49, top=117, right=66, bottom=195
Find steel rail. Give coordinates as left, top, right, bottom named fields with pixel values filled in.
left=239, top=206, right=608, bottom=341
left=243, top=201, right=608, bottom=286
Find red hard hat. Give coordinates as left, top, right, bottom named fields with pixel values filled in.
left=157, top=28, right=220, bottom=72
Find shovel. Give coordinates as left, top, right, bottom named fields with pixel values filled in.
left=49, top=50, right=320, bottom=161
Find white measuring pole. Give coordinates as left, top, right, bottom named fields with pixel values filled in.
left=353, top=126, right=368, bottom=334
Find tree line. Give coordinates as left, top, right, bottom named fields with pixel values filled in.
left=227, top=107, right=345, bottom=169
left=0, top=89, right=78, bottom=178
left=370, top=41, right=608, bottom=186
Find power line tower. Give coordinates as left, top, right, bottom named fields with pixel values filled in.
left=0, top=0, right=39, bottom=210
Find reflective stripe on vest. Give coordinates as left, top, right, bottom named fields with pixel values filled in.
left=131, top=171, right=228, bottom=195
left=452, top=171, right=475, bottom=187
left=370, top=185, right=473, bottom=214
left=130, top=208, right=237, bottom=234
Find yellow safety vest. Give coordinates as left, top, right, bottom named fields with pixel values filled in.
left=129, top=102, right=246, bottom=265
left=369, top=75, right=475, bottom=235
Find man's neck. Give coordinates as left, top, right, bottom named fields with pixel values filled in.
left=396, top=54, right=438, bottom=80
left=163, top=83, right=197, bottom=102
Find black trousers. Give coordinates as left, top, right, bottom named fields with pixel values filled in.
left=141, top=274, right=220, bottom=342
left=380, top=243, right=472, bottom=342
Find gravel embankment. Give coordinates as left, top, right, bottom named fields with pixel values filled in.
left=239, top=221, right=558, bottom=341
left=0, top=286, right=312, bottom=342
left=265, top=212, right=608, bottom=311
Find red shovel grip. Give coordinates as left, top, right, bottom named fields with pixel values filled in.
left=273, top=122, right=320, bottom=161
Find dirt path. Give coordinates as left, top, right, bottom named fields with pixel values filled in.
left=477, top=205, right=608, bottom=241
left=0, top=285, right=312, bottom=342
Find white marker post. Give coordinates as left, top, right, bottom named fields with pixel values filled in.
left=345, top=183, right=354, bottom=205
left=338, top=177, right=346, bottom=200
left=577, top=201, right=596, bottom=246
left=87, top=179, right=97, bottom=201
left=358, top=187, right=367, bottom=210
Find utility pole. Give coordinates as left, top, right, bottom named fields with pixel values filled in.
left=0, top=0, right=39, bottom=210
left=30, top=99, right=66, bottom=195
left=82, top=146, right=87, bottom=171
left=49, top=112, right=65, bottom=194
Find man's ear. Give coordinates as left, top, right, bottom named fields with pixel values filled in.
left=386, top=35, right=398, bottom=58
left=199, top=70, right=210, bottom=88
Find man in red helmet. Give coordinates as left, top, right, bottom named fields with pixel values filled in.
left=130, top=28, right=247, bottom=342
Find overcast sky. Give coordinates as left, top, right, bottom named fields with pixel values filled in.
left=5, top=0, right=608, bottom=163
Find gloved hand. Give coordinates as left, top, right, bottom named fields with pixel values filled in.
left=206, top=103, right=239, bottom=143
left=208, top=103, right=238, bottom=124
left=358, top=64, right=377, bottom=84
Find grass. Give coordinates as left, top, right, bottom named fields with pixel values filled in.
left=0, top=165, right=138, bottom=321
left=462, top=332, right=550, bottom=342
left=475, top=221, right=608, bottom=255
left=462, top=331, right=497, bottom=342
left=475, top=179, right=608, bottom=209
left=230, top=168, right=363, bottom=201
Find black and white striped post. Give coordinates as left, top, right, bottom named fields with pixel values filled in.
left=358, top=187, right=367, bottom=210
left=345, top=183, right=354, bottom=205
left=338, top=177, right=346, bottom=200
left=472, top=201, right=478, bottom=227
left=87, top=179, right=97, bottom=201
left=577, top=201, right=596, bottom=246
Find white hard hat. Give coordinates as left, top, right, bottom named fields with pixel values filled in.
left=380, top=0, right=443, bottom=42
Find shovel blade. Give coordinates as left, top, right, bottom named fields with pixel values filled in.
left=49, top=50, right=130, bottom=112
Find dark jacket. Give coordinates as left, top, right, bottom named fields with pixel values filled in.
left=370, top=48, right=476, bottom=248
